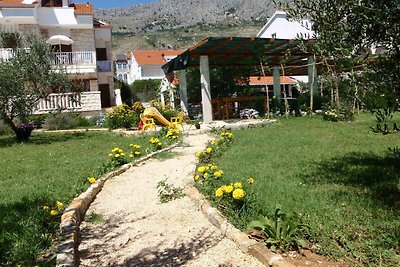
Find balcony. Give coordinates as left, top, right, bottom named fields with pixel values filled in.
left=97, top=60, right=112, bottom=72
left=0, top=49, right=97, bottom=73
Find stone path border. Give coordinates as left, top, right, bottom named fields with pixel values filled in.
left=185, top=186, right=294, bottom=267
left=56, top=143, right=179, bottom=267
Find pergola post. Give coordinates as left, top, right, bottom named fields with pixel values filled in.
left=308, top=55, right=318, bottom=112
left=178, top=70, right=188, bottom=114
left=200, top=55, right=212, bottom=123
left=273, top=67, right=281, bottom=102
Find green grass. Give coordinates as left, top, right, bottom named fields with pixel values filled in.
left=0, top=131, right=153, bottom=265
left=211, top=114, right=400, bottom=266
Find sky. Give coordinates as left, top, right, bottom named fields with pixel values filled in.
left=90, top=0, right=155, bottom=9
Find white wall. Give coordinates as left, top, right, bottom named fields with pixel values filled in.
left=257, top=11, right=314, bottom=39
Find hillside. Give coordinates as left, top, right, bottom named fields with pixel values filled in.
left=94, top=0, right=283, bottom=55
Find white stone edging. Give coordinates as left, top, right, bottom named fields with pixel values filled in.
left=56, top=143, right=180, bottom=267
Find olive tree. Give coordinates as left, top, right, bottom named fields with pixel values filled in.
left=0, top=31, right=73, bottom=141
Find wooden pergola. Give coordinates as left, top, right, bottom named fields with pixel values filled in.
left=162, top=37, right=318, bottom=122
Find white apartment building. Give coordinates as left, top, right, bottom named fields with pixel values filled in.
left=0, top=0, right=114, bottom=115
left=257, top=10, right=314, bottom=39
left=115, top=49, right=184, bottom=84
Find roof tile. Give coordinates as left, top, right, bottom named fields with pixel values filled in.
left=249, top=76, right=297, bottom=85
left=133, top=50, right=185, bottom=65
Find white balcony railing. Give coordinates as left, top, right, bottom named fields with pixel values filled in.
left=53, top=51, right=96, bottom=66
left=37, top=92, right=82, bottom=112
left=0, top=49, right=96, bottom=67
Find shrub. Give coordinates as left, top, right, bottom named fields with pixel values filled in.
left=0, top=120, right=12, bottom=136
left=105, top=104, right=139, bottom=129
left=43, top=112, right=76, bottom=130
left=323, top=106, right=354, bottom=122
left=28, top=114, right=47, bottom=129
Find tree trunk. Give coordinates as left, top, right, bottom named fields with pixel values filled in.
left=3, top=116, right=33, bottom=142
left=260, top=62, right=270, bottom=119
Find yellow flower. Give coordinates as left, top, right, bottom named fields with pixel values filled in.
left=228, top=133, right=234, bottom=138
left=206, top=147, right=212, bottom=153
left=214, top=171, right=222, bottom=178
left=211, top=165, right=218, bottom=170
left=121, top=153, right=125, bottom=156
left=88, top=177, right=96, bottom=184
left=219, top=170, right=224, bottom=175
left=232, top=188, right=245, bottom=200
left=215, top=187, right=224, bottom=198
left=210, top=141, right=216, bottom=145
left=225, top=185, right=234, bottom=193
left=115, top=154, right=120, bottom=158
left=233, top=182, right=243, bottom=189
left=135, top=145, right=141, bottom=149
left=50, top=210, right=58, bottom=216
left=247, top=177, right=255, bottom=184
left=43, top=205, right=50, bottom=211
left=108, top=153, right=113, bottom=157
left=204, top=173, right=209, bottom=178
left=197, top=166, right=206, bottom=173
left=56, top=201, right=63, bottom=210
left=195, top=151, right=203, bottom=157
left=194, top=175, right=200, bottom=181
left=134, top=151, right=140, bottom=155
left=129, top=143, right=134, bottom=147
left=129, top=154, right=134, bottom=158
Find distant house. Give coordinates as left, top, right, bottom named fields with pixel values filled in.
left=115, top=54, right=131, bottom=84
left=257, top=10, right=314, bottom=39
left=0, top=0, right=114, bottom=115
left=125, top=50, right=185, bottom=83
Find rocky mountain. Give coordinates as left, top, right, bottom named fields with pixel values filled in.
left=96, top=0, right=279, bottom=34
left=94, top=0, right=286, bottom=54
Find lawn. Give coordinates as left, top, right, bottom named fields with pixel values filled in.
left=0, top=131, right=154, bottom=265
left=212, top=114, right=400, bottom=266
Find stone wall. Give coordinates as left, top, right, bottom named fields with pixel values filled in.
left=81, top=91, right=101, bottom=112
left=70, top=29, right=95, bottom=52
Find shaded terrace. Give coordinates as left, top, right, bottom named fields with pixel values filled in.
left=162, top=37, right=318, bottom=122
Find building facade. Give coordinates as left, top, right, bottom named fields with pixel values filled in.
left=115, top=50, right=184, bottom=84
left=0, top=0, right=114, bottom=115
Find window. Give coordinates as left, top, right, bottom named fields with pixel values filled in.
left=123, top=73, right=128, bottom=81
left=118, top=74, right=122, bottom=80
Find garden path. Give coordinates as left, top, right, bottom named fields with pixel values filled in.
left=78, top=133, right=263, bottom=267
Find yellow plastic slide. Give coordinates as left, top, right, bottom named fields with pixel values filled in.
left=143, top=107, right=171, bottom=127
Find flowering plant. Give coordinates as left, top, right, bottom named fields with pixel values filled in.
left=108, top=147, right=128, bottom=166
left=129, top=143, right=141, bottom=158
left=149, top=137, right=162, bottom=150
left=42, top=200, right=64, bottom=217
left=193, top=163, right=224, bottom=182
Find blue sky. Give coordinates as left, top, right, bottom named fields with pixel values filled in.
left=90, top=0, right=155, bottom=9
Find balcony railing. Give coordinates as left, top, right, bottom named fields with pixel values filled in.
left=0, top=49, right=96, bottom=66
left=37, top=92, right=82, bottom=112
left=97, top=60, right=112, bottom=72
left=53, top=51, right=96, bottom=66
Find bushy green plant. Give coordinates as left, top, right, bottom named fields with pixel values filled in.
left=0, top=120, right=12, bottom=136
left=28, top=114, right=47, bottom=129
left=322, top=106, right=354, bottom=122
left=105, top=104, right=139, bottom=129
left=43, top=112, right=76, bottom=130
left=248, top=206, right=308, bottom=251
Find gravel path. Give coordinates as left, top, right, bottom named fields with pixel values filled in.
left=78, top=133, right=263, bottom=267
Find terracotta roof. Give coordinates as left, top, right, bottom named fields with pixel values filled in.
left=71, top=3, right=93, bottom=14
left=133, top=50, right=185, bottom=65
left=0, top=0, right=37, bottom=6
left=249, top=76, right=297, bottom=85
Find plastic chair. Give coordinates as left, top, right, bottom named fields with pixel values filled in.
left=170, top=111, right=184, bottom=130
left=140, top=113, right=156, bottom=131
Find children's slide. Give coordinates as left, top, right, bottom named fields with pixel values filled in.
left=143, top=107, right=171, bottom=127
